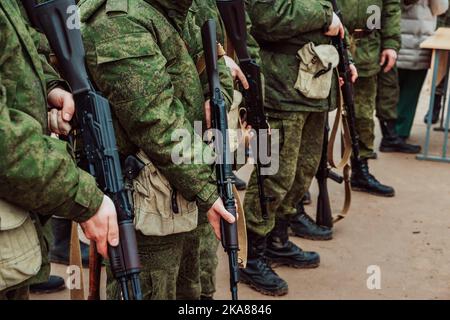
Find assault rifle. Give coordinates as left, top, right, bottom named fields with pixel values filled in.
left=316, top=0, right=360, bottom=227
left=32, top=0, right=142, bottom=300
left=216, top=0, right=273, bottom=220
left=202, top=19, right=240, bottom=301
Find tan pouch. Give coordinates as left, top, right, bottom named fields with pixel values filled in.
left=0, top=200, right=42, bottom=291
left=294, top=43, right=339, bottom=100
left=132, top=151, right=199, bottom=236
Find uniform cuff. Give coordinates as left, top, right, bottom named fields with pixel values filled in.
left=196, top=179, right=219, bottom=215
left=70, top=169, right=104, bottom=223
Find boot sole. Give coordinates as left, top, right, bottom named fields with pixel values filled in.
left=351, top=186, right=395, bottom=197
left=30, top=284, right=66, bottom=295
left=379, top=146, right=420, bottom=154
left=239, top=277, right=289, bottom=297
left=267, top=258, right=320, bottom=269
left=289, top=230, right=333, bottom=241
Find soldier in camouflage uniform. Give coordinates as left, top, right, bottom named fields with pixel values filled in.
left=338, top=0, right=401, bottom=196
left=0, top=1, right=118, bottom=300
left=241, top=0, right=353, bottom=296
left=376, top=67, right=421, bottom=155
left=79, top=0, right=236, bottom=300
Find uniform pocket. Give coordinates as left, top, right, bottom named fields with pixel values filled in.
left=0, top=200, right=42, bottom=291
left=95, top=32, right=156, bottom=65
left=132, top=152, right=198, bottom=236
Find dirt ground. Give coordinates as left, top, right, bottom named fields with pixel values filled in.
left=31, top=81, right=450, bottom=301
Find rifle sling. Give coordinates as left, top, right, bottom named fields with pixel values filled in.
left=69, top=222, right=85, bottom=300
left=328, top=88, right=352, bottom=222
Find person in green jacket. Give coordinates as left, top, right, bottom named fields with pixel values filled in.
left=79, top=0, right=236, bottom=300
left=241, top=0, right=355, bottom=296
left=0, top=1, right=119, bottom=300
left=338, top=0, right=400, bottom=197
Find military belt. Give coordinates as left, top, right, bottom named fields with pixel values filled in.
left=257, top=40, right=303, bottom=55
left=350, top=28, right=376, bottom=39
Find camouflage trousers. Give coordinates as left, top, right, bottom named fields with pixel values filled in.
left=198, top=222, right=219, bottom=298
left=244, top=111, right=326, bottom=236
left=376, top=67, right=399, bottom=121
left=107, top=227, right=201, bottom=300
left=0, top=286, right=29, bottom=300
left=354, top=75, right=378, bottom=159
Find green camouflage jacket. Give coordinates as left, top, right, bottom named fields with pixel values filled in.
left=339, top=0, right=401, bottom=77
left=79, top=0, right=219, bottom=214
left=192, top=0, right=262, bottom=64
left=246, top=0, right=338, bottom=114
left=0, top=1, right=103, bottom=286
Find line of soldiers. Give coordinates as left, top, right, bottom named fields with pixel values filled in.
left=0, top=0, right=418, bottom=300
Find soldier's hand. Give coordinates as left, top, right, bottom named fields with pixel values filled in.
left=380, top=49, right=397, bottom=73
left=80, top=195, right=119, bottom=259
left=224, top=55, right=249, bottom=90
left=349, top=64, right=359, bottom=83
left=47, top=88, right=75, bottom=136
left=207, top=197, right=236, bottom=240
left=324, top=13, right=345, bottom=38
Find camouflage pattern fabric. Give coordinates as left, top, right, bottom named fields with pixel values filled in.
left=0, top=1, right=104, bottom=292
left=354, top=75, right=378, bottom=159
left=339, top=0, right=401, bottom=77
left=244, top=111, right=326, bottom=236
left=376, top=67, right=400, bottom=121
left=247, top=0, right=339, bottom=113
left=198, top=223, right=219, bottom=298
left=110, top=228, right=201, bottom=300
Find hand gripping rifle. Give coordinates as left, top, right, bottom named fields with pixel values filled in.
left=202, top=19, right=240, bottom=301
left=216, top=0, right=273, bottom=220
left=32, top=0, right=142, bottom=300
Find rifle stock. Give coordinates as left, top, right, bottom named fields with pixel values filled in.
left=34, top=0, right=142, bottom=300
left=202, top=19, right=240, bottom=301
left=216, top=0, right=273, bottom=220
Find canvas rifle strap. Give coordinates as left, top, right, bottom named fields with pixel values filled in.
left=69, top=222, right=85, bottom=300
left=328, top=89, right=352, bottom=222
left=233, top=185, right=247, bottom=268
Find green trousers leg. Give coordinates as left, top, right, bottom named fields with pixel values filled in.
left=198, top=223, right=219, bottom=298
left=243, top=111, right=323, bottom=236
left=276, top=112, right=326, bottom=219
left=395, top=68, right=428, bottom=138
left=107, top=232, right=188, bottom=300
left=354, top=75, right=378, bottom=159
left=0, top=285, right=30, bottom=300
left=376, top=67, right=399, bottom=121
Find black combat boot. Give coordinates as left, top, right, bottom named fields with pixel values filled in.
left=233, top=173, right=247, bottom=191
left=266, top=219, right=320, bottom=269
left=423, top=94, right=442, bottom=124
left=351, top=158, right=395, bottom=197
left=49, top=218, right=90, bottom=267
left=289, top=202, right=333, bottom=241
left=379, top=119, right=421, bottom=154
left=30, top=275, right=66, bottom=294
left=239, top=231, right=289, bottom=296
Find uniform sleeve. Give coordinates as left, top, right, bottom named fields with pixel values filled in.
left=381, top=0, right=402, bottom=51
left=0, top=83, right=103, bottom=223
left=246, top=0, right=333, bottom=42
left=84, top=19, right=218, bottom=212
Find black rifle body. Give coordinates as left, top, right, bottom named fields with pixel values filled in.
left=33, top=0, right=142, bottom=300
left=202, top=19, right=239, bottom=301
left=216, top=0, right=272, bottom=220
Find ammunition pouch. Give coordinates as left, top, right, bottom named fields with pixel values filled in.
left=0, top=200, right=42, bottom=292
left=129, top=151, right=199, bottom=236
left=294, top=42, right=339, bottom=100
